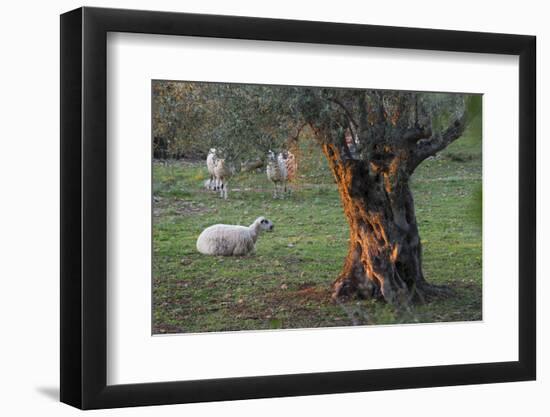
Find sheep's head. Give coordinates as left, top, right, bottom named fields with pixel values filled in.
left=267, top=150, right=276, bottom=162
left=256, top=216, right=274, bottom=232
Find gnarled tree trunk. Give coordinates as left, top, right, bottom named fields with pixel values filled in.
left=322, top=142, right=447, bottom=304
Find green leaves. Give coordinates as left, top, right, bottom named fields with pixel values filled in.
left=465, top=94, right=482, bottom=119
left=153, top=80, right=305, bottom=162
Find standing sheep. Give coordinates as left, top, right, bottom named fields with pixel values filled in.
left=196, top=216, right=274, bottom=256
left=206, top=148, right=217, bottom=190
left=213, top=158, right=234, bottom=199
left=266, top=150, right=297, bottom=198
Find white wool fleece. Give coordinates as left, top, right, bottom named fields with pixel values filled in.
left=196, top=217, right=274, bottom=256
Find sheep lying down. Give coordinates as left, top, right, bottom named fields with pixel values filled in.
left=196, top=216, right=274, bottom=256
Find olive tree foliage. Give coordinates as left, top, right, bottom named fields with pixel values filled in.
left=153, top=81, right=478, bottom=164
left=294, top=87, right=473, bottom=158
left=152, top=81, right=301, bottom=163
left=152, top=82, right=212, bottom=158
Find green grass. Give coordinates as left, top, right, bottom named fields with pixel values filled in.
left=152, top=132, right=482, bottom=334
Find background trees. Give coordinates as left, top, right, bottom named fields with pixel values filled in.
left=153, top=82, right=302, bottom=163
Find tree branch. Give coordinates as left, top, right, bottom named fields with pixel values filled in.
left=408, top=113, right=467, bottom=173
left=403, top=125, right=432, bottom=143
left=335, top=121, right=354, bottom=160
left=289, top=122, right=307, bottom=142
left=329, top=98, right=359, bottom=130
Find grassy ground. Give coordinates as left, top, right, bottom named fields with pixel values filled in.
left=152, top=131, right=482, bottom=334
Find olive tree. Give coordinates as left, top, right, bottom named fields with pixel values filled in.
left=295, top=88, right=479, bottom=303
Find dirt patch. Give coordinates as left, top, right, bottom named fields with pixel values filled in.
left=154, top=198, right=211, bottom=217
left=292, top=286, right=332, bottom=303
left=297, top=281, right=316, bottom=290
left=262, top=284, right=332, bottom=308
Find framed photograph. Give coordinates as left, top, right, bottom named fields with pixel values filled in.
left=60, top=6, right=536, bottom=410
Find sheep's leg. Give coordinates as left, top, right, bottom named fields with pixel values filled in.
left=243, top=240, right=256, bottom=256
left=233, top=239, right=254, bottom=256
left=218, top=179, right=228, bottom=199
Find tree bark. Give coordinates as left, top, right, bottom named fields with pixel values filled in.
left=322, top=143, right=437, bottom=304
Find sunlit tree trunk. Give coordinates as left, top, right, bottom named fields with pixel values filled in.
left=322, top=143, right=429, bottom=303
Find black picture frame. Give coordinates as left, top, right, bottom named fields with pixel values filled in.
left=60, top=6, right=536, bottom=410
